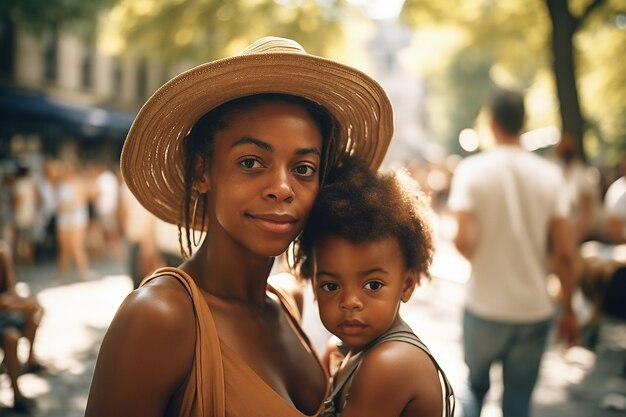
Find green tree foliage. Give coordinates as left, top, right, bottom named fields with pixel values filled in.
left=0, top=0, right=117, bottom=36
left=97, top=0, right=348, bottom=63
left=401, top=0, right=626, bottom=163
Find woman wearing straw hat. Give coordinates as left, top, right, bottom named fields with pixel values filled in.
left=85, top=37, right=393, bottom=417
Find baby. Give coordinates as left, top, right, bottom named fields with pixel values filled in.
left=294, top=157, right=454, bottom=417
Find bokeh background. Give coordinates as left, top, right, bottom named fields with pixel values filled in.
left=2, top=0, right=625, bottom=169
left=0, top=1, right=625, bottom=416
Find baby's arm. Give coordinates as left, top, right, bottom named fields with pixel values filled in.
left=341, top=341, right=443, bottom=417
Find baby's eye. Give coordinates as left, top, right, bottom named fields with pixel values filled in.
left=320, top=282, right=340, bottom=292
left=364, top=281, right=384, bottom=291
left=293, top=164, right=317, bottom=177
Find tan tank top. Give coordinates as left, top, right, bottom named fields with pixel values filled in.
left=141, top=267, right=328, bottom=417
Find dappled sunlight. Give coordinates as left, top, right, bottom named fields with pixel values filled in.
left=34, top=274, right=132, bottom=374
left=0, top=272, right=134, bottom=415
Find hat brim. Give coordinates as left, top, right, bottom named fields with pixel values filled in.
left=121, top=52, right=393, bottom=229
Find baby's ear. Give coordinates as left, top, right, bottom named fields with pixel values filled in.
left=401, top=269, right=418, bottom=303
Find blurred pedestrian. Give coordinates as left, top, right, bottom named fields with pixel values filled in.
left=0, top=173, right=14, bottom=247
left=91, top=162, right=122, bottom=261
left=55, top=160, right=91, bottom=282
left=0, top=240, right=41, bottom=413
left=11, top=165, right=40, bottom=265
left=294, top=156, right=454, bottom=417
left=603, top=152, right=626, bottom=244
left=550, top=131, right=602, bottom=244
left=0, top=240, right=45, bottom=372
left=447, top=88, right=579, bottom=417
left=86, top=36, right=393, bottom=417
left=36, top=158, right=60, bottom=261
left=118, top=180, right=158, bottom=288
left=118, top=180, right=183, bottom=289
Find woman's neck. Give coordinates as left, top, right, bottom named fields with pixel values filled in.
left=181, top=232, right=275, bottom=305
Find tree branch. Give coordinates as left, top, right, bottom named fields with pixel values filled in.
left=573, top=0, right=606, bottom=31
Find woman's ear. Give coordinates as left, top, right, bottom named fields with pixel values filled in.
left=400, top=269, right=418, bottom=303
left=193, top=157, right=211, bottom=193
left=195, top=171, right=211, bottom=193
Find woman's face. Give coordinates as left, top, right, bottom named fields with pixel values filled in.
left=205, top=101, right=323, bottom=257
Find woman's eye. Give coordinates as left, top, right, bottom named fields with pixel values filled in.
left=239, top=158, right=262, bottom=169
left=320, top=282, right=340, bottom=292
left=293, top=164, right=316, bottom=177
left=364, top=281, right=384, bottom=291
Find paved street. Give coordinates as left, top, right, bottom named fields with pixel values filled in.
left=1, top=236, right=625, bottom=417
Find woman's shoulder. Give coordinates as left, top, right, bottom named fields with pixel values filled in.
left=125, top=274, right=194, bottom=323
left=108, top=274, right=196, bottom=348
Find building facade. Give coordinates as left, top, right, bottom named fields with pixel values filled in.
left=0, top=17, right=171, bottom=172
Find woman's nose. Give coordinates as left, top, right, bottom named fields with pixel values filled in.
left=263, top=168, right=294, bottom=202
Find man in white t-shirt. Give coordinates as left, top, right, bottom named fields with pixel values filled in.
left=447, top=89, right=579, bottom=417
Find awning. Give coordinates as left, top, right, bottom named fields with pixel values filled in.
left=0, top=86, right=136, bottom=141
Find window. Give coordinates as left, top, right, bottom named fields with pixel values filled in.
left=81, top=41, right=94, bottom=89
left=42, top=26, right=58, bottom=82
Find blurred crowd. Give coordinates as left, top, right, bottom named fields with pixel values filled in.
left=1, top=137, right=625, bottom=288
left=0, top=157, right=181, bottom=286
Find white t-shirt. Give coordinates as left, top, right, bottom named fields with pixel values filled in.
left=448, top=145, right=569, bottom=322
left=95, top=170, right=120, bottom=216
left=604, top=176, right=626, bottom=217
left=604, top=176, right=626, bottom=240
left=12, top=176, right=38, bottom=228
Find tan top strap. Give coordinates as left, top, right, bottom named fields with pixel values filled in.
left=141, top=267, right=226, bottom=417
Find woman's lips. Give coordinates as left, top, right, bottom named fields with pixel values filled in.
left=248, top=213, right=298, bottom=234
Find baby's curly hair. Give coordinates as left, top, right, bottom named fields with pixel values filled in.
left=293, top=156, right=435, bottom=285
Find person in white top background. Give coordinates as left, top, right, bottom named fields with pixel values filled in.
left=447, top=88, right=579, bottom=417
left=11, top=165, right=40, bottom=265
left=603, top=153, right=626, bottom=245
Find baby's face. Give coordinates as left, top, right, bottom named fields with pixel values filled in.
left=312, top=235, right=416, bottom=353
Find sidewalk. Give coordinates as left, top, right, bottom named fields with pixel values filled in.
left=2, top=258, right=132, bottom=417
left=2, top=242, right=625, bottom=416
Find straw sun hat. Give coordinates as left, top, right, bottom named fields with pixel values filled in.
left=121, top=36, right=394, bottom=229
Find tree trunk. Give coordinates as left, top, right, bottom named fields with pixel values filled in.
left=545, top=0, right=586, bottom=161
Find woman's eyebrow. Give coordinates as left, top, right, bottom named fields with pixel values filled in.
left=296, top=147, right=321, bottom=158
left=231, top=136, right=321, bottom=158
left=230, top=136, right=272, bottom=152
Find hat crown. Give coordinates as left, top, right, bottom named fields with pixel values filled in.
left=122, top=36, right=393, bottom=230
left=238, top=36, right=306, bottom=56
